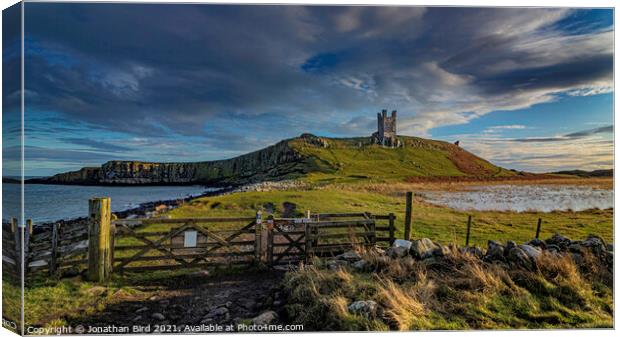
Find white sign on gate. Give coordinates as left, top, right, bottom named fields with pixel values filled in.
left=184, top=230, right=198, bottom=248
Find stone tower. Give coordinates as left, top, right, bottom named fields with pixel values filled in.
left=373, top=109, right=400, bottom=147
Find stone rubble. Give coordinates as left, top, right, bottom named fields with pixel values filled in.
left=328, top=233, right=612, bottom=275
left=348, top=300, right=380, bottom=318
left=330, top=233, right=612, bottom=323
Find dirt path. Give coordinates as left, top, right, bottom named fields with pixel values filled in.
left=68, top=270, right=288, bottom=333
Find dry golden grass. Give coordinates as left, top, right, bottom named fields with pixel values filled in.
left=376, top=279, right=426, bottom=330
left=282, top=246, right=613, bottom=331
left=335, top=177, right=613, bottom=194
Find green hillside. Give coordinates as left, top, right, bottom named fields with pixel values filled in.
left=287, top=134, right=514, bottom=184
left=34, top=134, right=515, bottom=186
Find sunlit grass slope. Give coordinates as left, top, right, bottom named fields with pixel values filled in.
left=286, top=135, right=515, bottom=185
left=167, top=188, right=612, bottom=246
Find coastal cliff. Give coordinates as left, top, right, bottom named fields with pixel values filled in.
left=29, top=134, right=511, bottom=186
left=32, top=135, right=332, bottom=186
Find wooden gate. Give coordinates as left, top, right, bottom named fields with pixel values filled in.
left=266, top=213, right=396, bottom=265
left=112, top=217, right=257, bottom=273
left=84, top=197, right=396, bottom=278
left=268, top=219, right=308, bottom=265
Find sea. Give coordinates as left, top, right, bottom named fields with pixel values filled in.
left=2, top=183, right=218, bottom=224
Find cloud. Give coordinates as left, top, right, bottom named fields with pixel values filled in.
left=483, top=125, right=528, bottom=134
left=564, top=125, right=613, bottom=138
left=512, top=125, right=612, bottom=142
left=454, top=125, right=613, bottom=172
left=12, top=5, right=614, bottom=174
left=60, top=138, right=132, bottom=152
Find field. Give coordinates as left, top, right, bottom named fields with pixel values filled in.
left=168, top=181, right=613, bottom=246
left=7, top=177, right=613, bottom=332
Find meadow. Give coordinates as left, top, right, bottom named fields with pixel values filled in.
left=6, top=177, right=613, bottom=332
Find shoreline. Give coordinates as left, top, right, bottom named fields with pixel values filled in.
left=1, top=185, right=237, bottom=232
left=2, top=176, right=613, bottom=230
left=3, top=180, right=307, bottom=230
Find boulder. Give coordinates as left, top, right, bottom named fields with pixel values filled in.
left=546, top=233, right=571, bottom=249
left=327, top=259, right=350, bottom=270
left=506, top=241, right=517, bottom=251
left=338, top=251, right=362, bottom=262
left=410, top=238, right=440, bottom=259
left=581, top=235, right=607, bottom=254
left=545, top=244, right=561, bottom=253
left=392, top=239, right=413, bottom=250
left=484, top=240, right=505, bottom=262
left=151, top=313, right=165, bottom=321
left=348, top=300, right=379, bottom=318
left=386, top=246, right=409, bottom=258
left=352, top=259, right=372, bottom=272
left=568, top=243, right=587, bottom=254
left=518, top=244, right=542, bottom=260
left=432, top=244, right=452, bottom=257
left=205, top=306, right=229, bottom=319
left=526, top=238, right=546, bottom=248
left=507, top=246, right=535, bottom=270
left=251, top=311, right=278, bottom=325
left=461, top=246, right=484, bottom=259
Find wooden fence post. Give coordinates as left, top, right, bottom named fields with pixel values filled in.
left=304, top=222, right=312, bottom=263
left=264, top=215, right=274, bottom=265
left=388, top=213, right=396, bottom=245
left=254, top=210, right=263, bottom=264
left=535, top=218, right=542, bottom=239
left=87, top=197, right=112, bottom=282
left=369, top=216, right=377, bottom=247
left=465, top=215, right=472, bottom=246
left=404, top=192, right=413, bottom=241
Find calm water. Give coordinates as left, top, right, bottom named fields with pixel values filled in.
left=2, top=183, right=217, bottom=223
left=421, top=184, right=614, bottom=212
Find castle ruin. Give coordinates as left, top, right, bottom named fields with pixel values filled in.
left=372, top=109, right=401, bottom=147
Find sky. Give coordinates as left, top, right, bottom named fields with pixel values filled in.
left=2, top=4, right=614, bottom=176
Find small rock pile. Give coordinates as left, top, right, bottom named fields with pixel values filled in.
left=322, top=233, right=612, bottom=320
left=325, top=233, right=613, bottom=275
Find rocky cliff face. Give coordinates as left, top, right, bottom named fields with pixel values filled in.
left=37, top=136, right=327, bottom=186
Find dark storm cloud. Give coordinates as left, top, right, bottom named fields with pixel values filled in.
left=21, top=4, right=613, bottom=144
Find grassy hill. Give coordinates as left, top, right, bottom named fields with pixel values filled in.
left=287, top=134, right=513, bottom=184
left=33, top=134, right=515, bottom=186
